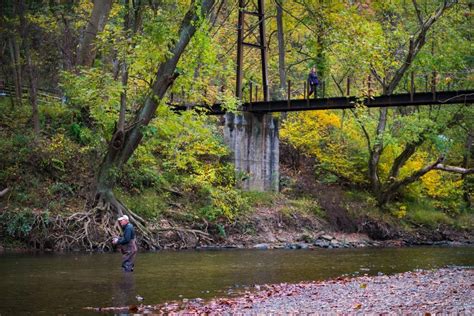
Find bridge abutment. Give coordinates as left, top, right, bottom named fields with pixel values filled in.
left=224, top=112, right=279, bottom=192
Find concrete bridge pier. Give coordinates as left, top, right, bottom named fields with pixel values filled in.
left=224, top=112, right=279, bottom=192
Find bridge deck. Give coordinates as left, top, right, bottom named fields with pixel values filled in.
left=176, top=90, right=474, bottom=114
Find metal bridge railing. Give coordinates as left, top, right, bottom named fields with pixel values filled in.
left=238, top=70, right=473, bottom=104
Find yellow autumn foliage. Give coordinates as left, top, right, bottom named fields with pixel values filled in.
left=282, top=110, right=367, bottom=183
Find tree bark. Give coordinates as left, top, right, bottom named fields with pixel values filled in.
left=388, top=139, right=423, bottom=180
left=368, top=107, right=388, bottom=194
left=76, top=0, right=113, bottom=67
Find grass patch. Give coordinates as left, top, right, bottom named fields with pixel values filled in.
left=283, top=197, right=325, bottom=218
left=242, top=191, right=279, bottom=207
left=406, top=209, right=453, bottom=228
left=452, top=212, right=474, bottom=230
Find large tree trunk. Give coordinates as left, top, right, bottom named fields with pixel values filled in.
left=76, top=0, right=113, bottom=67
left=94, top=0, right=216, bottom=248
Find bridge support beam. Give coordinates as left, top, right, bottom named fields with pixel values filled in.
left=224, top=112, right=279, bottom=192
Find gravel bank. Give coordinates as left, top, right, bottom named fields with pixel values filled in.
left=159, top=268, right=473, bottom=314
left=89, top=268, right=473, bottom=314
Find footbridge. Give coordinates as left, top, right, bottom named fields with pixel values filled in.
left=172, top=0, right=474, bottom=192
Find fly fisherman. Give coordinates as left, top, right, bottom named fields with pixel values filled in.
left=112, top=215, right=137, bottom=272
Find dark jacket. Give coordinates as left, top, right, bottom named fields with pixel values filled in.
left=118, top=223, right=135, bottom=245
left=308, top=72, right=319, bottom=85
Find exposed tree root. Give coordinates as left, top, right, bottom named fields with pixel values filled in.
left=15, top=193, right=217, bottom=251
left=156, top=227, right=213, bottom=249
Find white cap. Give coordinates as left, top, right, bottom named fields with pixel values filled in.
left=117, top=215, right=129, bottom=222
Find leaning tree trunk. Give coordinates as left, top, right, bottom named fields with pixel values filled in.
left=92, top=0, right=217, bottom=250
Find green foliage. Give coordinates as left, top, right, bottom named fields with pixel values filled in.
left=37, top=133, right=81, bottom=175
left=49, top=182, right=75, bottom=197
left=60, top=68, right=123, bottom=138
left=0, top=208, right=49, bottom=238
left=68, top=123, right=96, bottom=145
left=198, top=186, right=249, bottom=221
left=407, top=208, right=453, bottom=228
left=39, top=101, right=75, bottom=132
left=116, top=189, right=167, bottom=220
left=452, top=213, right=474, bottom=230
left=282, top=197, right=325, bottom=218
left=242, top=191, right=279, bottom=207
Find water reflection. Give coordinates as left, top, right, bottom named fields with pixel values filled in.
left=111, top=273, right=136, bottom=307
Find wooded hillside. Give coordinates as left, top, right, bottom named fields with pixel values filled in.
left=0, top=0, right=472, bottom=251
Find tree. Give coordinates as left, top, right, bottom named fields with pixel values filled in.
left=93, top=0, right=217, bottom=249
left=364, top=0, right=466, bottom=205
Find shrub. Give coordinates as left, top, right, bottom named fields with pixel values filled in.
left=0, top=208, right=49, bottom=238
left=198, top=186, right=248, bottom=221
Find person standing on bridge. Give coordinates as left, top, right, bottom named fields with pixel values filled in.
left=112, top=215, right=137, bottom=272
left=307, top=67, right=319, bottom=98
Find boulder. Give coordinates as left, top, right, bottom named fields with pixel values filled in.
left=320, top=234, right=334, bottom=241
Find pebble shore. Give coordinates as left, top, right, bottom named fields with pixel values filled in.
left=157, top=268, right=473, bottom=314
left=88, top=267, right=473, bottom=314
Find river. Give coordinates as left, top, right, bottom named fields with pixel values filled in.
left=1, top=246, right=473, bottom=314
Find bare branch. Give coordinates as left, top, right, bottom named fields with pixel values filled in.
left=370, top=66, right=384, bottom=87
left=434, top=164, right=474, bottom=175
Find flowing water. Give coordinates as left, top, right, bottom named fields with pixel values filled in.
left=0, top=246, right=473, bottom=314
